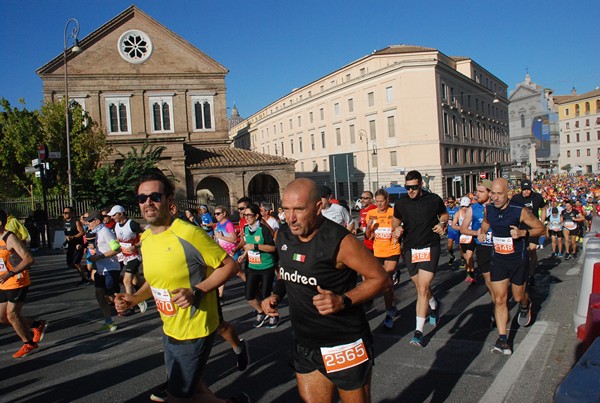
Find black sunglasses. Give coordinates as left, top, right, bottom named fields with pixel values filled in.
left=405, top=184, right=421, bottom=191
left=136, top=192, right=164, bottom=204
left=214, top=212, right=223, bottom=216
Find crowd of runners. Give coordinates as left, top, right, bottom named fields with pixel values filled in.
left=1, top=170, right=599, bottom=402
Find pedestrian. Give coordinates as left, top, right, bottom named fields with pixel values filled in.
left=262, top=178, right=389, bottom=402
left=392, top=170, right=448, bottom=347
left=33, top=203, right=49, bottom=248
left=0, top=209, right=48, bottom=358
left=62, top=206, right=89, bottom=285
left=319, top=186, right=355, bottom=232
left=114, top=171, right=246, bottom=402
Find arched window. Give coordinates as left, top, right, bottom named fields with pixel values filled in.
left=520, top=114, right=525, bottom=128
left=585, top=102, right=590, bottom=115
left=149, top=96, right=173, bottom=133
left=191, top=96, right=215, bottom=132
left=575, top=104, right=580, bottom=116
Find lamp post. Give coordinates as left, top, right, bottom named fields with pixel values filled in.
left=64, top=18, right=81, bottom=206
left=358, top=129, right=371, bottom=191
left=372, top=140, right=379, bottom=189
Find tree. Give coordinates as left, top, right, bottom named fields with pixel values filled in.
left=77, top=143, right=167, bottom=211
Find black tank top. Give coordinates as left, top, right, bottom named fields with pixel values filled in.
left=486, top=201, right=527, bottom=260
left=276, top=218, right=371, bottom=347
left=64, top=218, right=83, bottom=245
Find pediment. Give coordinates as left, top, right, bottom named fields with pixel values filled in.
left=37, top=6, right=227, bottom=78
left=508, top=85, right=540, bottom=101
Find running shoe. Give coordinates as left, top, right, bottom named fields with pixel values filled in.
left=448, top=254, right=455, bottom=265
left=557, top=252, right=563, bottom=257
left=237, top=339, right=250, bottom=371
left=32, top=320, right=48, bottom=343
left=518, top=301, right=532, bottom=327
left=95, top=322, right=117, bottom=334
left=265, top=316, right=280, bottom=329
left=459, top=259, right=466, bottom=269
left=253, top=313, right=267, bottom=328
left=565, top=253, right=571, bottom=260
left=410, top=330, right=424, bottom=347
left=491, top=338, right=512, bottom=355
left=429, top=302, right=440, bottom=326
left=149, top=383, right=168, bottom=402
left=551, top=252, right=556, bottom=258
left=572, top=253, right=577, bottom=259
left=392, top=269, right=400, bottom=286
left=138, top=300, right=148, bottom=314
left=383, top=307, right=397, bottom=329
left=13, top=343, right=38, bottom=358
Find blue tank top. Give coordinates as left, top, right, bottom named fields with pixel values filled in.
left=485, top=201, right=527, bottom=260
left=471, top=203, right=493, bottom=246
left=447, top=205, right=460, bottom=234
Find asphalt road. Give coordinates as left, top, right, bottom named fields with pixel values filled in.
left=1, top=237, right=585, bottom=403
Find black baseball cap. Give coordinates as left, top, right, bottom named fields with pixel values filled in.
left=521, top=179, right=532, bottom=190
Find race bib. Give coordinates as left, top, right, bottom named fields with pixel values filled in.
left=411, top=247, right=431, bottom=263
left=374, top=227, right=392, bottom=240
left=151, top=287, right=177, bottom=317
left=459, top=234, right=473, bottom=244
left=565, top=222, right=577, bottom=230
left=320, top=338, right=369, bottom=373
left=0, top=258, right=6, bottom=273
left=117, top=252, right=125, bottom=262
left=493, top=237, right=514, bottom=255
left=248, top=250, right=262, bottom=264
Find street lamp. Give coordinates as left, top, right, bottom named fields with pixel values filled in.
left=358, top=129, right=371, bottom=191
left=64, top=18, right=81, bottom=206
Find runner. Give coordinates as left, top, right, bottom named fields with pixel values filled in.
left=199, top=205, right=215, bottom=236
left=511, top=179, right=547, bottom=286
left=214, top=206, right=238, bottom=301
left=108, top=205, right=147, bottom=315
left=459, top=180, right=495, bottom=326
left=546, top=207, right=564, bottom=257
left=0, top=209, right=48, bottom=358
left=358, top=191, right=376, bottom=253
left=365, top=188, right=401, bottom=329
left=260, top=202, right=280, bottom=232
left=62, top=206, right=89, bottom=285
left=392, top=170, right=448, bottom=347
left=319, top=185, right=355, bottom=232
left=445, top=196, right=460, bottom=266
left=452, top=197, right=476, bottom=282
left=261, top=178, right=389, bottom=403
left=237, top=204, right=278, bottom=328
left=478, top=178, right=545, bottom=355
left=561, top=200, right=584, bottom=260
left=114, top=171, right=246, bottom=402
left=86, top=210, right=121, bottom=334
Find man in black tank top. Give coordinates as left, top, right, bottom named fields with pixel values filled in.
left=62, top=207, right=87, bottom=285
left=478, top=178, right=545, bottom=356
left=261, top=178, right=389, bottom=402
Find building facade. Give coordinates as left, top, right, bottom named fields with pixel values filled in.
left=230, top=45, right=510, bottom=199
left=508, top=73, right=560, bottom=176
left=553, top=88, right=600, bottom=174
left=36, top=6, right=295, bottom=207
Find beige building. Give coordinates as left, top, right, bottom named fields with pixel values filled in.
left=553, top=88, right=600, bottom=174
left=36, top=6, right=294, bottom=207
left=230, top=45, right=510, bottom=199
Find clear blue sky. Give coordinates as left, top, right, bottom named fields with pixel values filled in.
left=1, top=1, right=598, bottom=118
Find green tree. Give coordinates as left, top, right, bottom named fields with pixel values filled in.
left=77, top=143, right=167, bottom=211
left=0, top=98, right=44, bottom=197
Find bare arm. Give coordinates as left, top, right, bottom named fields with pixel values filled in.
left=519, top=208, right=546, bottom=238
left=459, top=207, right=478, bottom=236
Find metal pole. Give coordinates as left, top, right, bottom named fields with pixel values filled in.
left=346, top=154, right=351, bottom=201
left=332, top=155, right=338, bottom=199
left=64, top=18, right=80, bottom=207
left=359, top=130, right=371, bottom=191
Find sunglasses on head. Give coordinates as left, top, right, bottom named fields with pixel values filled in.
left=405, top=184, right=420, bottom=191
left=136, top=192, right=164, bottom=204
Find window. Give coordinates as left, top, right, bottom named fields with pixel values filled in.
left=289, top=119, right=293, bottom=129
left=443, top=112, right=449, bottom=135
left=567, top=135, right=570, bottom=143
left=567, top=150, right=571, bottom=157
left=360, top=68, right=366, bottom=76
left=191, top=96, right=214, bottom=131
left=346, top=74, right=351, bottom=82
left=387, top=116, right=395, bottom=137
left=367, top=92, right=374, bottom=107
left=577, top=133, right=580, bottom=142
left=323, top=159, right=327, bottom=171
left=290, top=139, right=294, bottom=154
left=280, top=122, right=283, bottom=132
left=441, top=82, right=447, bottom=100
left=587, top=149, right=591, bottom=156
left=320, top=108, right=324, bottom=120
left=151, top=98, right=173, bottom=132
left=575, top=104, right=580, bottom=116
left=577, top=150, right=580, bottom=157
left=520, top=114, right=525, bottom=128
left=300, top=162, right=304, bottom=171
left=336, top=128, right=341, bottom=146
left=386, top=86, right=393, bottom=102
left=462, top=118, right=467, bottom=137
left=390, top=150, right=397, bottom=166
left=321, top=131, right=326, bottom=148
left=565, top=108, right=569, bottom=116
left=105, top=96, right=131, bottom=134
left=372, top=153, right=377, bottom=168
left=445, top=148, right=451, bottom=164
left=452, top=115, right=457, bottom=136
left=281, top=142, right=284, bottom=156
left=349, top=124, right=356, bottom=144
left=454, top=148, right=460, bottom=164
left=566, top=122, right=570, bottom=129
left=348, top=98, right=354, bottom=113
left=585, top=102, right=590, bottom=115
left=587, top=132, right=591, bottom=141
left=299, top=137, right=303, bottom=152
left=298, top=116, right=302, bottom=127
left=369, top=120, right=376, bottom=140
left=310, top=133, right=315, bottom=150
left=586, top=119, right=590, bottom=127
left=309, top=112, right=313, bottom=124
left=334, top=103, right=340, bottom=116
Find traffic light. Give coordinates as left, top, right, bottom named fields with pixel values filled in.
left=43, top=166, right=57, bottom=188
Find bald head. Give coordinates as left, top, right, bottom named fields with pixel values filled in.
left=490, top=178, right=510, bottom=209
left=283, top=178, right=321, bottom=204
left=492, top=178, right=509, bottom=193
left=282, top=178, right=323, bottom=240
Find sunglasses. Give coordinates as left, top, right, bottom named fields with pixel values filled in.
left=136, top=192, right=164, bottom=204
left=237, top=206, right=247, bottom=210
left=406, top=185, right=420, bottom=191
left=214, top=212, right=223, bottom=216
left=361, top=197, right=372, bottom=199
left=243, top=213, right=256, bottom=217
left=63, top=211, right=71, bottom=214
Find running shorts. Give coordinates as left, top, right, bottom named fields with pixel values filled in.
left=404, top=243, right=441, bottom=278
left=490, top=257, right=528, bottom=286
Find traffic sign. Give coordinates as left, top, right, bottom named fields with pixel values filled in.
left=38, top=144, right=48, bottom=161
left=453, top=176, right=461, bottom=182
left=25, top=166, right=37, bottom=173
left=32, top=158, right=39, bottom=167
left=480, top=172, right=487, bottom=179
left=49, top=151, right=61, bottom=159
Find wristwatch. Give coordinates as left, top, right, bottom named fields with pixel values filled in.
left=341, top=294, right=353, bottom=309
left=192, top=286, right=204, bottom=303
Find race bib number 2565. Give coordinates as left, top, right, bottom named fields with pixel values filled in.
left=320, top=338, right=369, bottom=373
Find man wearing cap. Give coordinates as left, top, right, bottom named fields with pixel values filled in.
left=510, top=179, right=546, bottom=285
left=108, top=205, right=147, bottom=316
left=199, top=205, right=215, bottom=236
left=320, top=185, right=354, bottom=232
left=451, top=196, right=476, bottom=282
left=86, top=210, right=121, bottom=333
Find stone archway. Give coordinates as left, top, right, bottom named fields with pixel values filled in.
left=196, top=177, right=230, bottom=208
left=248, top=173, right=281, bottom=207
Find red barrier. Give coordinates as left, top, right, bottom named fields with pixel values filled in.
left=594, top=263, right=600, bottom=294
left=578, top=293, right=600, bottom=351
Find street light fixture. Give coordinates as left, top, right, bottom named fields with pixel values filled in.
left=358, top=129, right=371, bottom=191
left=64, top=18, right=81, bottom=206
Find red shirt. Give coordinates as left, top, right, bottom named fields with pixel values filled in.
left=360, top=204, right=377, bottom=251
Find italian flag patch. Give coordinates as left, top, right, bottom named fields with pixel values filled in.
left=293, top=253, right=306, bottom=262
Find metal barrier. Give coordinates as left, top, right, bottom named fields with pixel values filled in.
left=574, top=217, right=600, bottom=330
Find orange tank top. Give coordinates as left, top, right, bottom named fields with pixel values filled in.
left=0, top=231, right=31, bottom=290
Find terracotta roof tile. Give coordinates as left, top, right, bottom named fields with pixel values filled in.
left=553, top=88, right=600, bottom=104
left=187, top=146, right=295, bottom=169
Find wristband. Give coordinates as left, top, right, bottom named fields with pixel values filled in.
left=254, top=244, right=259, bottom=251
left=8, top=270, right=15, bottom=277
left=525, top=230, right=530, bottom=238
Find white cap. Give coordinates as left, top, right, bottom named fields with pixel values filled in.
left=107, top=205, right=125, bottom=217
left=459, top=197, right=471, bottom=207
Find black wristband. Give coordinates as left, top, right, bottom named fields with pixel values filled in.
left=525, top=230, right=530, bottom=238
left=254, top=244, right=259, bottom=251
